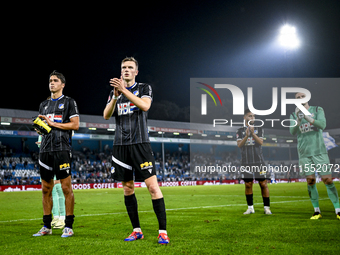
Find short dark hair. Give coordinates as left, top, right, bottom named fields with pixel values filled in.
left=121, top=57, right=138, bottom=70
left=244, top=108, right=251, bottom=116
left=49, top=70, right=66, bottom=84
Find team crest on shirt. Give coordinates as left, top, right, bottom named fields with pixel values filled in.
left=133, top=90, right=139, bottom=96
left=58, top=104, right=64, bottom=109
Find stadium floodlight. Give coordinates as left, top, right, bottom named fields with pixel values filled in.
left=278, top=25, right=300, bottom=49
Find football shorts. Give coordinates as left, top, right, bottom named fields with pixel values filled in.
left=111, top=143, right=156, bottom=182
left=299, top=153, right=332, bottom=176
left=241, top=163, right=267, bottom=182
left=39, top=151, right=72, bottom=182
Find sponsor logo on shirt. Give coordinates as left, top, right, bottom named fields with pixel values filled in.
left=47, top=114, right=63, bottom=123
left=118, top=102, right=138, bottom=115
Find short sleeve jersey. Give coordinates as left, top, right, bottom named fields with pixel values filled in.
left=38, top=95, right=79, bottom=153
left=289, top=106, right=327, bottom=158
left=236, top=126, right=265, bottom=165
left=107, top=82, right=152, bottom=145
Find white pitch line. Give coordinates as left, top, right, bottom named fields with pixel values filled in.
left=0, top=198, right=327, bottom=224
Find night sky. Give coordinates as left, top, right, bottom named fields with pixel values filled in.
left=5, top=1, right=340, bottom=126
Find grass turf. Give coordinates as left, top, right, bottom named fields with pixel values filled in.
left=0, top=182, right=339, bottom=254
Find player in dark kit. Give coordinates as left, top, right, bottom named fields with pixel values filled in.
left=103, top=57, right=169, bottom=244
left=33, top=71, right=79, bottom=238
left=236, top=109, right=271, bottom=215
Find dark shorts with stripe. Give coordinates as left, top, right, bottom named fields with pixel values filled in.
left=111, top=143, right=156, bottom=182
left=39, top=151, right=71, bottom=182
left=241, top=163, right=267, bottom=182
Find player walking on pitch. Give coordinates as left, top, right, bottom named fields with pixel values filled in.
left=33, top=71, right=79, bottom=237
left=290, top=92, right=340, bottom=220
left=103, top=57, right=169, bottom=244
left=237, top=109, right=272, bottom=215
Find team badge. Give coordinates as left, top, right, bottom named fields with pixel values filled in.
left=133, top=90, right=139, bottom=96
left=58, top=104, right=64, bottom=109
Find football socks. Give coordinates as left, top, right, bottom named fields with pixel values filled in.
left=263, top=197, right=270, bottom=207
left=246, top=194, right=253, bottom=206
left=124, top=193, right=140, bottom=229
left=152, top=197, right=167, bottom=231
left=325, top=183, right=340, bottom=210
left=43, top=214, right=52, bottom=229
left=65, top=215, right=75, bottom=229
left=307, top=184, right=319, bottom=208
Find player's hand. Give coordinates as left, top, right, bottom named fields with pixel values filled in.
left=249, top=126, right=254, bottom=135
left=110, top=76, right=126, bottom=94
left=294, top=107, right=303, bottom=126
left=295, top=107, right=304, bottom=120
left=245, top=127, right=250, bottom=137
left=38, top=115, right=55, bottom=128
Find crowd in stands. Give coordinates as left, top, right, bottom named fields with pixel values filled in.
left=1, top=146, right=339, bottom=185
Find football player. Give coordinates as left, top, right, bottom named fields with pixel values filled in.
left=33, top=71, right=79, bottom=237
left=290, top=92, right=340, bottom=220
left=103, top=57, right=169, bottom=244
left=237, top=109, right=272, bottom=215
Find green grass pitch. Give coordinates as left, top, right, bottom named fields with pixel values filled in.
left=0, top=182, right=339, bottom=254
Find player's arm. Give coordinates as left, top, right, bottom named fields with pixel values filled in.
left=110, top=77, right=151, bottom=112
left=122, top=89, right=151, bottom=112
left=237, top=128, right=249, bottom=148
left=311, top=107, right=326, bottom=130
left=289, top=113, right=300, bottom=135
left=103, top=89, right=119, bottom=120
left=38, top=115, right=79, bottom=130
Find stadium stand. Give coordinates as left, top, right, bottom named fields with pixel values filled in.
left=1, top=108, right=339, bottom=185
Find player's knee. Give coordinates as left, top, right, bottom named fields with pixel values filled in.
left=147, top=183, right=161, bottom=196
left=42, top=186, right=52, bottom=196
left=307, top=178, right=316, bottom=185
left=61, top=184, right=73, bottom=197
left=259, top=181, right=267, bottom=189
left=245, top=182, right=252, bottom=189
left=322, top=177, right=333, bottom=185
left=42, top=182, right=53, bottom=195
left=123, top=181, right=135, bottom=195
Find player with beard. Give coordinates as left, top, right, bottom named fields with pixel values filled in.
left=236, top=109, right=272, bottom=215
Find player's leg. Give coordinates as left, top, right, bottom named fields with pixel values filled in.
left=133, top=143, right=169, bottom=244
left=244, top=180, right=255, bottom=214
left=33, top=153, right=54, bottom=236
left=60, top=175, right=75, bottom=237
left=306, top=174, right=321, bottom=219
left=112, top=145, right=144, bottom=241
left=51, top=180, right=59, bottom=226
left=54, top=180, right=66, bottom=229
left=144, top=175, right=169, bottom=244
left=300, top=157, right=321, bottom=219
left=315, top=154, right=340, bottom=218
left=259, top=179, right=271, bottom=214
left=321, top=174, right=340, bottom=218
left=42, top=178, right=54, bottom=225
left=122, top=180, right=144, bottom=241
